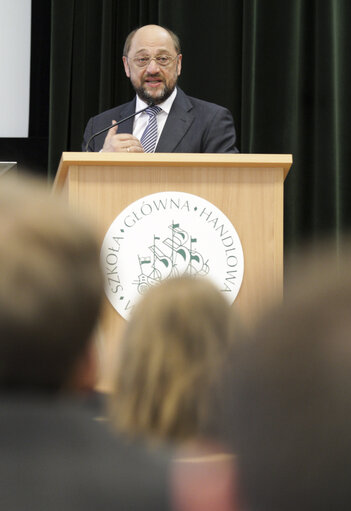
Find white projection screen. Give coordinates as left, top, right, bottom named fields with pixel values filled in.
left=0, top=0, right=31, bottom=137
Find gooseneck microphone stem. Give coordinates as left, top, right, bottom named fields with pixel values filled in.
left=85, top=104, right=154, bottom=152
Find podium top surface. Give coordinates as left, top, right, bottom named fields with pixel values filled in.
left=54, top=152, right=292, bottom=190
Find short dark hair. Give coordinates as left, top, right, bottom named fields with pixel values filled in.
left=123, top=24, right=181, bottom=56
left=0, top=176, right=103, bottom=392
left=222, top=241, right=351, bottom=511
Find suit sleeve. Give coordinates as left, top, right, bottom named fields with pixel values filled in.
left=202, top=107, right=239, bottom=153
left=82, top=117, right=94, bottom=152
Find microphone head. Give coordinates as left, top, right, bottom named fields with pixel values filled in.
left=147, top=100, right=155, bottom=107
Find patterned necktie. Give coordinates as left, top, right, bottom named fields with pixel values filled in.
left=140, top=106, right=162, bottom=153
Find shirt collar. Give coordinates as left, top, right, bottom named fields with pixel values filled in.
left=135, top=87, right=178, bottom=115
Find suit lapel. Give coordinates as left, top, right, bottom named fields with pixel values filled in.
left=114, top=98, right=136, bottom=134
left=156, top=89, right=195, bottom=152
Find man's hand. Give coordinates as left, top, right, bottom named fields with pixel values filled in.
left=101, top=121, right=144, bottom=152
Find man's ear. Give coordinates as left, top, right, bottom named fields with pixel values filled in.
left=123, top=56, right=131, bottom=78
left=176, top=54, right=182, bottom=76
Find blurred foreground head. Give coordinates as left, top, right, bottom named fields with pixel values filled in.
left=110, top=276, right=235, bottom=444
left=222, top=239, right=351, bottom=511
left=0, top=176, right=103, bottom=393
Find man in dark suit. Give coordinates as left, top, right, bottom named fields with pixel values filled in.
left=83, top=24, right=239, bottom=153
left=0, top=176, right=170, bottom=511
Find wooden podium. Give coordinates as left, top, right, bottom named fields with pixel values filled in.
left=54, top=152, right=292, bottom=391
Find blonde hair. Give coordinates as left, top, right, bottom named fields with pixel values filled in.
left=109, top=276, right=233, bottom=444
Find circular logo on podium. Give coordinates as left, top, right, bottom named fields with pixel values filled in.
left=101, top=191, right=244, bottom=319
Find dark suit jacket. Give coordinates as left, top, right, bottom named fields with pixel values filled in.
left=83, top=88, right=239, bottom=153
left=0, top=394, right=171, bottom=511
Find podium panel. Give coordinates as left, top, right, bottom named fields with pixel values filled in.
left=54, top=152, right=292, bottom=391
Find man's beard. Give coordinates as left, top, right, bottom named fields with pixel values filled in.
left=133, top=77, right=177, bottom=105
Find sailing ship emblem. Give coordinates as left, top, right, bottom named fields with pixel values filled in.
left=101, top=191, right=244, bottom=320
left=134, top=222, right=210, bottom=294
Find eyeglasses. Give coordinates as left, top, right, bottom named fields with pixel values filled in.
left=129, top=54, right=179, bottom=68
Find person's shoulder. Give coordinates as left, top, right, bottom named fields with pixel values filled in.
left=178, top=89, right=231, bottom=115
left=90, top=99, right=135, bottom=122
left=90, top=104, right=125, bottom=121
left=0, top=394, right=172, bottom=510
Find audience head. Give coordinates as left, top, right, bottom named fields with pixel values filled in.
left=221, top=239, right=351, bottom=511
left=0, top=175, right=103, bottom=394
left=110, top=276, right=235, bottom=444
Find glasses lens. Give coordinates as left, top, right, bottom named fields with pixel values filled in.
left=156, top=56, right=172, bottom=66
left=135, top=57, right=150, bottom=67
left=133, top=55, right=175, bottom=67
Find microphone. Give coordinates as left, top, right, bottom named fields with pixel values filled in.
left=85, top=103, right=154, bottom=152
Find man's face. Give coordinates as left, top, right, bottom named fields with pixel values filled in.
left=123, top=25, right=182, bottom=105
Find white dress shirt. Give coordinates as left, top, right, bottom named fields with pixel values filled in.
left=133, top=88, right=177, bottom=145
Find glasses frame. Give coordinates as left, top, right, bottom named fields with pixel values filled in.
left=128, top=54, right=180, bottom=68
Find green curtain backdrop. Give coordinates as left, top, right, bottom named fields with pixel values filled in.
left=49, top=0, right=351, bottom=251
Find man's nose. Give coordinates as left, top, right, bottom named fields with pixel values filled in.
left=146, top=58, right=160, bottom=72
